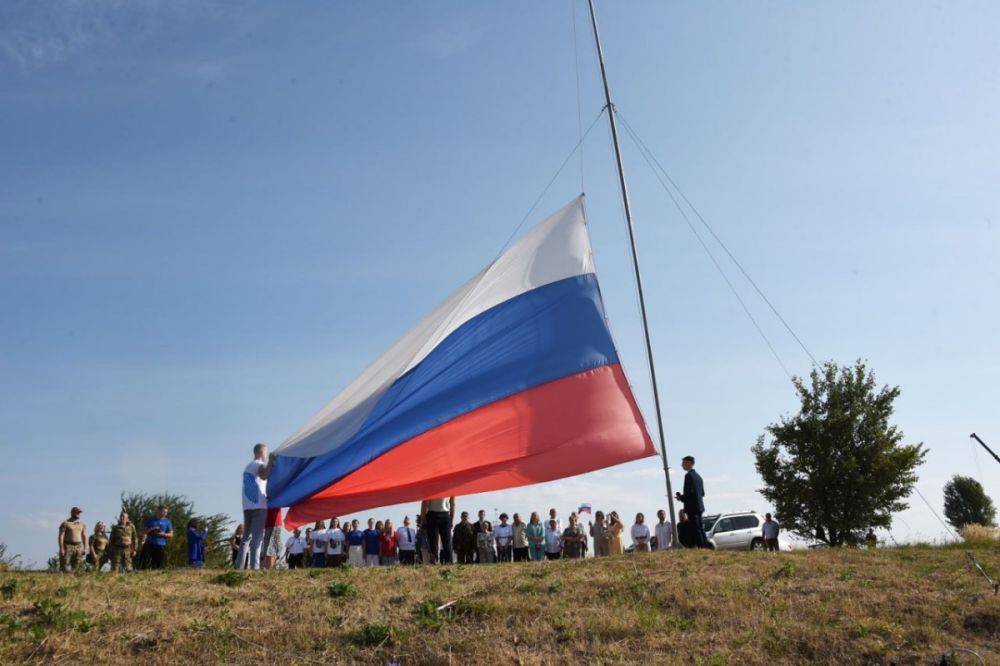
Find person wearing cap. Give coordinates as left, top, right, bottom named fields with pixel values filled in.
left=143, top=505, right=173, bottom=569
left=88, top=522, right=109, bottom=572
left=58, top=507, right=88, bottom=573
left=107, top=510, right=138, bottom=573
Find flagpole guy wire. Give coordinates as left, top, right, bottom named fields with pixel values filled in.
left=586, top=0, right=680, bottom=545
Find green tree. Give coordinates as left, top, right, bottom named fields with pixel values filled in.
left=943, top=475, right=996, bottom=530
left=752, top=360, right=926, bottom=546
left=121, top=492, right=232, bottom=568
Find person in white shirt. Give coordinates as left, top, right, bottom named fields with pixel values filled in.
left=494, top=513, right=514, bottom=563
left=395, top=516, right=417, bottom=565
left=237, top=443, right=275, bottom=570
left=326, top=518, right=346, bottom=567
left=548, top=508, right=562, bottom=533
left=310, top=521, right=329, bottom=567
left=284, top=528, right=307, bottom=569
left=544, top=519, right=562, bottom=560
left=654, top=509, right=673, bottom=550
left=631, top=513, right=651, bottom=552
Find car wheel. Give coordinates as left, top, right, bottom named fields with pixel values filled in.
left=750, top=538, right=764, bottom=551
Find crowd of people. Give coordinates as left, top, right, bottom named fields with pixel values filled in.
left=226, top=506, right=682, bottom=570
left=55, top=444, right=727, bottom=573
left=56, top=504, right=210, bottom=573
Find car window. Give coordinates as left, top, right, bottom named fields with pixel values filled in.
left=714, top=518, right=734, bottom=533
left=734, top=515, right=759, bottom=530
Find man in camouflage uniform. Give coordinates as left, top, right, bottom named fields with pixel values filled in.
left=88, top=521, right=109, bottom=572
left=106, top=510, right=138, bottom=573
left=58, top=507, right=88, bottom=573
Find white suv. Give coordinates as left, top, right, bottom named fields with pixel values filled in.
left=705, top=511, right=791, bottom=551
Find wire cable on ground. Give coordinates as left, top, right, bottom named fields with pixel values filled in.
left=616, top=114, right=793, bottom=379
left=613, top=107, right=821, bottom=369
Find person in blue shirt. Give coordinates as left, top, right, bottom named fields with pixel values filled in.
left=187, top=519, right=208, bottom=567
left=346, top=519, right=365, bottom=566
left=363, top=518, right=381, bottom=567
left=143, top=505, right=173, bottom=569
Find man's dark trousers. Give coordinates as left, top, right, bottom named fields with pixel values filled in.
left=689, top=512, right=709, bottom=549
left=425, top=511, right=453, bottom=564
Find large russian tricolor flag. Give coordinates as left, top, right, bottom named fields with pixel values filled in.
left=267, top=196, right=656, bottom=527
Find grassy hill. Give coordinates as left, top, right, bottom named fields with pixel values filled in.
left=1, top=545, right=997, bottom=664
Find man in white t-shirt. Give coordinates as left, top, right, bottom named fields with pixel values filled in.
left=236, top=443, right=275, bottom=570
left=395, top=516, right=417, bottom=565
left=285, top=528, right=306, bottom=569
left=654, top=509, right=673, bottom=550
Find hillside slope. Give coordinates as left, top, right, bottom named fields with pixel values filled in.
left=1, top=546, right=997, bottom=664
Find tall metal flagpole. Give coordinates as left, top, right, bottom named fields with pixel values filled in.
left=586, top=0, right=680, bottom=545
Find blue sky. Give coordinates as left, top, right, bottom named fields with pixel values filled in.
left=2, top=1, right=997, bottom=566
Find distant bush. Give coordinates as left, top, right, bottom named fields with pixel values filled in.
left=0, top=543, right=19, bottom=571
left=960, top=524, right=999, bottom=546
left=121, top=492, right=232, bottom=569
left=212, top=571, right=250, bottom=588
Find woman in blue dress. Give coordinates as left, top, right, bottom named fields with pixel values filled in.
left=525, top=512, right=545, bottom=561
left=187, top=519, right=208, bottom=568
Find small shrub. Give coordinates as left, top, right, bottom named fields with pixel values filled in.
left=438, top=569, right=453, bottom=581
left=772, top=560, right=797, bottom=579
left=0, top=579, right=17, bottom=599
left=352, top=623, right=394, bottom=646
left=212, top=571, right=250, bottom=588
left=308, top=569, right=325, bottom=579
left=327, top=582, right=355, bottom=598
left=31, top=599, right=93, bottom=633
left=547, top=581, right=562, bottom=594
left=413, top=599, right=446, bottom=630
left=961, top=524, right=999, bottom=546
left=666, top=615, right=693, bottom=631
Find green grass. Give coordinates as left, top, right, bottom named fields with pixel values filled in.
left=0, top=545, right=997, bottom=664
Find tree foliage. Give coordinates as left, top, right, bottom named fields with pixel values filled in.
left=120, top=492, right=232, bottom=568
left=0, top=543, right=19, bottom=571
left=943, top=475, right=996, bottom=530
left=752, top=361, right=926, bottom=546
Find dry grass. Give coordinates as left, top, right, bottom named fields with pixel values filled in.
left=961, top=524, right=999, bottom=547
left=1, top=545, right=998, bottom=664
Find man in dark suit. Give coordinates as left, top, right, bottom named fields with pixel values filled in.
left=675, top=455, right=709, bottom=548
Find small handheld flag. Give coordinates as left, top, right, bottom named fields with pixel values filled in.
left=578, top=503, right=592, bottom=515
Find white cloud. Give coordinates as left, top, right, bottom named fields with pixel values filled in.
left=13, top=509, right=67, bottom=531
left=0, top=0, right=221, bottom=72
